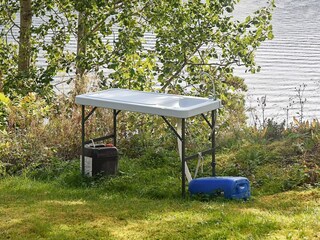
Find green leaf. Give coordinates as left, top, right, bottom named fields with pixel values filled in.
left=0, top=93, right=10, bottom=104
left=267, top=31, right=274, bottom=40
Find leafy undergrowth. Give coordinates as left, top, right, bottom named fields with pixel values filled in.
left=214, top=123, right=320, bottom=195
left=0, top=175, right=319, bottom=240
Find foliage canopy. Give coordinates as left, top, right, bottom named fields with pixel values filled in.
left=0, top=0, right=275, bottom=97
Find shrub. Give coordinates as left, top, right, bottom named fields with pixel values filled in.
left=264, top=118, right=285, bottom=140
left=0, top=92, right=114, bottom=174
left=0, top=92, right=10, bottom=129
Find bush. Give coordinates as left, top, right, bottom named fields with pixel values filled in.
left=264, top=119, right=285, bottom=140
left=0, top=92, right=10, bottom=129
left=0, top=92, right=114, bottom=174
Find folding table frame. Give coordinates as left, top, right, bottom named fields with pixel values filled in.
left=81, top=106, right=216, bottom=198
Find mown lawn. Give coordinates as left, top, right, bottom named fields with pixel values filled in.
left=0, top=176, right=319, bottom=240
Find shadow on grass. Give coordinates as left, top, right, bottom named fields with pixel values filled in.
left=2, top=176, right=319, bottom=240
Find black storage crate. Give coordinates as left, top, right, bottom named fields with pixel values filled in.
left=83, top=144, right=118, bottom=176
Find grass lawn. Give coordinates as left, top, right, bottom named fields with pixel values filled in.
left=0, top=175, right=319, bottom=240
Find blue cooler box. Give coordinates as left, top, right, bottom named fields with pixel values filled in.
left=189, top=177, right=250, bottom=199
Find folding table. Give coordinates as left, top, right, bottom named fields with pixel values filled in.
left=76, top=88, right=222, bottom=198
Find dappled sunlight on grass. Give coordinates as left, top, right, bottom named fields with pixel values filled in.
left=239, top=191, right=320, bottom=240
left=0, top=176, right=319, bottom=239
left=41, top=199, right=87, bottom=206
left=256, top=190, right=320, bottom=214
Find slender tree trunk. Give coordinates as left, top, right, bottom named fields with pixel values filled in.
left=75, top=11, right=87, bottom=93
left=18, top=0, right=32, bottom=75
left=76, top=11, right=87, bottom=78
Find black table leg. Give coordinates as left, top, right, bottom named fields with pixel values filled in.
left=211, top=110, right=216, bottom=177
left=182, top=118, right=186, bottom=198
left=113, top=109, right=117, bottom=147
left=81, top=105, right=85, bottom=175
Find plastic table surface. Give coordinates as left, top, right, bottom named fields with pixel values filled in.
left=75, top=88, right=222, bottom=118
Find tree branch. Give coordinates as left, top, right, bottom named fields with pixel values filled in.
left=86, top=1, right=124, bottom=36
left=161, top=43, right=203, bottom=91
left=4, top=5, right=20, bottom=29
left=187, top=59, right=242, bottom=67
left=9, top=25, right=19, bottom=43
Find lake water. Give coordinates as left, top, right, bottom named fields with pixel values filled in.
left=234, top=0, right=320, bottom=123
left=6, top=0, right=320, bottom=123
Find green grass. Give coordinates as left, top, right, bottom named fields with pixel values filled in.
left=0, top=166, right=319, bottom=239
left=1, top=127, right=319, bottom=239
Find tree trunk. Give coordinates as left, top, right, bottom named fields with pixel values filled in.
left=18, top=0, right=32, bottom=75
left=76, top=11, right=87, bottom=78
left=75, top=10, right=88, bottom=94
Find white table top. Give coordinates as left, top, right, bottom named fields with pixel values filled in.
left=75, top=88, right=222, bottom=118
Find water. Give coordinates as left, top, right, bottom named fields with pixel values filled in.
left=4, top=0, right=320, bottom=122
left=233, top=0, right=320, bottom=123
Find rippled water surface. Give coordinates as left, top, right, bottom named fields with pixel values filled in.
left=234, top=0, right=320, bottom=122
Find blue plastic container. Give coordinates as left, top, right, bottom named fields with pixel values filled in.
left=189, top=177, right=250, bottom=200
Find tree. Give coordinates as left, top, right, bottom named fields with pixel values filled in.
left=0, top=0, right=76, bottom=96
left=68, top=0, right=275, bottom=95
left=144, top=0, right=275, bottom=94
left=0, top=0, right=275, bottom=101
